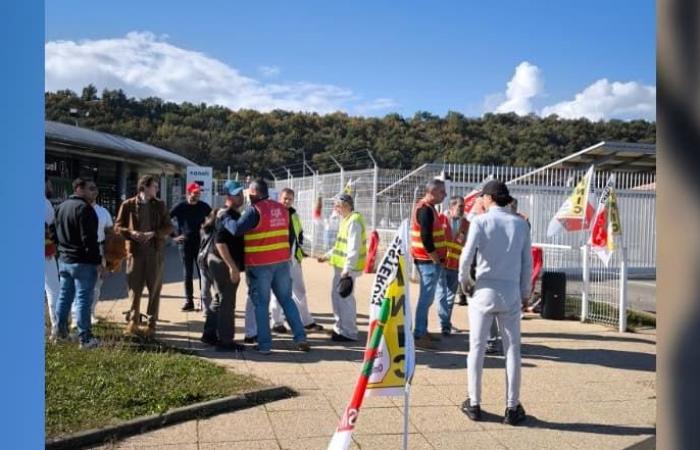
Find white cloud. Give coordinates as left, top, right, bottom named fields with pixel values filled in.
left=258, top=65, right=281, bottom=77
left=491, top=61, right=544, bottom=115
left=354, top=97, right=399, bottom=115
left=45, top=31, right=390, bottom=114
left=541, top=79, right=656, bottom=121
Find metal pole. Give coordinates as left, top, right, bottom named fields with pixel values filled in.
left=329, top=155, right=344, bottom=193
left=227, top=165, right=231, bottom=181
left=581, top=244, right=590, bottom=322
left=618, top=247, right=628, bottom=333
left=366, top=150, right=379, bottom=230
left=267, top=169, right=278, bottom=181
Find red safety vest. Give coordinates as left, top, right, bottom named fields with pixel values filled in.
left=410, top=200, right=447, bottom=261
left=244, top=199, right=290, bottom=267
left=440, top=214, right=468, bottom=271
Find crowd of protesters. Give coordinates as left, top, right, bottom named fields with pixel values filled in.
left=45, top=174, right=533, bottom=425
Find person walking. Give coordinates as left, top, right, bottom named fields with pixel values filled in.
left=170, top=182, right=212, bottom=311
left=52, top=177, right=101, bottom=349
left=410, top=179, right=447, bottom=349
left=317, top=193, right=367, bottom=342
left=219, top=179, right=310, bottom=354
left=114, top=175, right=173, bottom=338
left=436, top=196, right=468, bottom=336
left=458, top=180, right=532, bottom=426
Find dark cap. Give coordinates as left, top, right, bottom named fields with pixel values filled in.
left=481, top=180, right=513, bottom=202
left=333, top=193, right=354, bottom=208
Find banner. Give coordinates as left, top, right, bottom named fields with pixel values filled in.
left=186, top=166, right=213, bottom=206
left=589, top=174, right=621, bottom=266
left=463, top=175, right=494, bottom=214
left=546, top=165, right=595, bottom=237
left=327, top=220, right=415, bottom=449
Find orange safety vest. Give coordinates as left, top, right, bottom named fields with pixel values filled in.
left=440, top=214, right=468, bottom=271
left=410, top=200, right=447, bottom=261
left=244, top=199, right=290, bottom=267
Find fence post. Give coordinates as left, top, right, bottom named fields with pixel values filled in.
left=581, top=244, right=589, bottom=322
left=618, top=247, right=628, bottom=333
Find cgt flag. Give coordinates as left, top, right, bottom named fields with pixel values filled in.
left=589, top=174, right=622, bottom=266
left=463, top=175, right=494, bottom=214
left=546, top=165, right=595, bottom=237
left=328, top=220, right=415, bottom=450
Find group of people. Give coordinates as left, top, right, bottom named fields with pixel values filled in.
left=45, top=173, right=369, bottom=355
left=409, top=177, right=533, bottom=425
left=45, top=173, right=531, bottom=425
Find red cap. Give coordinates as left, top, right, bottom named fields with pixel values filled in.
left=186, top=182, right=202, bottom=194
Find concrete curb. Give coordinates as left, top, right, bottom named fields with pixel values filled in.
left=45, top=385, right=297, bottom=450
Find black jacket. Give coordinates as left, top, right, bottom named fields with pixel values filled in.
left=55, top=195, right=101, bottom=265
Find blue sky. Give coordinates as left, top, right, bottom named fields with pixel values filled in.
left=45, top=1, right=655, bottom=120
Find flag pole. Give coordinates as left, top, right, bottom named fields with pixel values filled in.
left=403, top=386, right=410, bottom=450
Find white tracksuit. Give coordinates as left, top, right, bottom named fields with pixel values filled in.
left=458, top=206, right=532, bottom=408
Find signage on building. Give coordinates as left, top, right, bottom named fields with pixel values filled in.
left=186, top=166, right=213, bottom=205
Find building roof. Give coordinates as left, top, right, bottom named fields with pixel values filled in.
left=535, top=141, right=656, bottom=172
left=45, top=120, right=196, bottom=170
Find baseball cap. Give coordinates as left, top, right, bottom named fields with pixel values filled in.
left=333, top=193, right=354, bottom=208
left=223, top=180, right=244, bottom=196
left=481, top=180, right=513, bottom=203
left=186, top=182, right=202, bottom=194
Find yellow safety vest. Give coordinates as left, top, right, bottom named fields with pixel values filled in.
left=330, top=212, right=367, bottom=271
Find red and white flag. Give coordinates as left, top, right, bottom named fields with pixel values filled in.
left=463, top=175, right=494, bottom=214
left=546, top=165, right=595, bottom=237
left=589, top=174, right=622, bottom=266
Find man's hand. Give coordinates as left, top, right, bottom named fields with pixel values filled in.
left=143, top=231, right=155, bottom=241
left=429, top=252, right=441, bottom=265
left=317, top=255, right=329, bottom=263
left=341, top=270, right=349, bottom=278
left=173, top=234, right=186, bottom=243
left=229, top=266, right=240, bottom=284
left=130, top=230, right=145, bottom=242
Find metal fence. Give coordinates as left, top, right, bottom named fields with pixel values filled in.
left=214, top=161, right=654, bottom=331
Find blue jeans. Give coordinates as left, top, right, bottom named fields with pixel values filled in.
left=246, top=262, right=306, bottom=351
left=414, top=262, right=442, bottom=338
left=436, top=268, right=459, bottom=332
left=55, top=262, right=97, bottom=342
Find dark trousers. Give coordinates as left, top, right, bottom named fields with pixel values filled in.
left=178, top=239, right=200, bottom=302
left=203, top=253, right=238, bottom=345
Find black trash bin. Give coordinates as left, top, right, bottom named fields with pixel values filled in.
left=540, top=271, right=566, bottom=320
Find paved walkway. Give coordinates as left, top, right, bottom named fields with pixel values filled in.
left=93, top=249, right=656, bottom=449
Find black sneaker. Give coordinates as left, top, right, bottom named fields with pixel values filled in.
left=441, top=328, right=451, bottom=337
left=271, top=324, right=288, bottom=334
left=461, top=399, right=482, bottom=421
left=243, top=335, right=257, bottom=344
left=181, top=301, right=195, bottom=312
left=457, top=294, right=468, bottom=306
left=215, top=342, right=246, bottom=352
left=503, top=404, right=526, bottom=426
left=304, top=323, right=325, bottom=332
left=200, top=334, right=218, bottom=346
left=331, top=331, right=356, bottom=342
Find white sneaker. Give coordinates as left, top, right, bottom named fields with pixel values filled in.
left=79, top=337, right=100, bottom=349
left=91, top=316, right=100, bottom=325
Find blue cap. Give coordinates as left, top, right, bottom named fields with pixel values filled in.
left=223, top=180, right=244, bottom=196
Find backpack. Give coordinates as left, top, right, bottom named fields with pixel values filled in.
left=197, top=221, right=218, bottom=276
